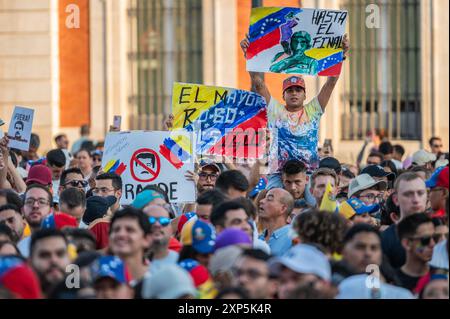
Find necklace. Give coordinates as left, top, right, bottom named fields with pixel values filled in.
left=287, top=108, right=305, bottom=126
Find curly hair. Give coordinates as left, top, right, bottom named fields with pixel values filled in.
left=293, top=210, right=349, bottom=255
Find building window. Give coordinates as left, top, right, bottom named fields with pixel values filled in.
left=128, top=0, right=203, bottom=130
left=342, top=0, right=421, bottom=140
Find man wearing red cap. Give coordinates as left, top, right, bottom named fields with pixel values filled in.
left=240, top=35, right=349, bottom=189
left=426, top=166, right=449, bottom=219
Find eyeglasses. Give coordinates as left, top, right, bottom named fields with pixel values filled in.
left=408, top=235, right=439, bottom=247
left=232, top=267, right=268, bottom=280
left=358, top=194, right=383, bottom=202
left=64, top=180, right=88, bottom=188
left=148, top=216, right=171, bottom=227
left=25, top=198, right=50, bottom=207
left=432, top=144, right=443, bottom=148
left=92, top=187, right=116, bottom=195
left=198, top=172, right=219, bottom=180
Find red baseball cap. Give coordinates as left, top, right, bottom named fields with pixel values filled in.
left=26, top=164, right=52, bottom=186
left=283, top=76, right=306, bottom=93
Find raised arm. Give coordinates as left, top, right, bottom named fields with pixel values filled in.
left=240, top=36, right=271, bottom=104
left=317, top=34, right=350, bottom=111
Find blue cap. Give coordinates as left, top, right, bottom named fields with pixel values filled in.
left=339, top=198, right=380, bottom=219
left=180, top=219, right=216, bottom=254
left=91, top=256, right=130, bottom=284
left=132, top=190, right=165, bottom=209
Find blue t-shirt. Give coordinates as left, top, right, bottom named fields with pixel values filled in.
left=267, top=97, right=323, bottom=174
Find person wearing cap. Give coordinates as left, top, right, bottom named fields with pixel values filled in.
left=232, top=248, right=276, bottom=299
left=208, top=245, right=243, bottom=290
left=339, top=197, right=381, bottom=227
left=90, top=255, right=134, bottom=299
left=0, top=255, right=42, bottom=299
left=84, top=195, right=117, bottom=249
left=420, top=274, right=449, bottom=299
left=142, top=205, right=179, bottom=274
left=268, top=244, right=333, bottom=299
left=426, top=166, right=449, bottom=219
left=93, top=172, right=123, bottom=214
left=411, top=149, right=436, bottom=170
left=258, top=188, right=294, bottom=256
left=348, top=174, right=387, bottom=207
left=29, top=228, right=71, bottom=297
left=336, top=273, right=413, bottom=299
left=179, top=258, right=218, bottom=299
left=26, top=164, right=53, bottom=189
left=17, top=184, right=53, bottom=258
left=108, top=207, right=152, bottom=288
left=240, top=35, right=349, bottom=190
left=142, top=264, right=197, bottom=299
left=189, top=159, right=221, bottom=195
left=179, top=218, right=216, bottom=268
left=361, top=164, right=396, bottom=201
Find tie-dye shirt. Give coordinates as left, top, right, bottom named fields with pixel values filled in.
left=267, top=97, right=323, bottom=174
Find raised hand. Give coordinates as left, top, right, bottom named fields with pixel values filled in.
left=164, top=114, right=174, bottom=130
left=240, top=34, right=250, bottom=58
left=342, top=33, right=350, bottom=58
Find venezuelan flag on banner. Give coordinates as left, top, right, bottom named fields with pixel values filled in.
left=169, top=83, right=267, bottom=166
left=246, top=7, right=348, bottom=76
left=103, top=159, right=127, bottom=176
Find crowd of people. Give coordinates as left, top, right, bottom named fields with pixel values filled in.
left=0, top=35, right=448, bottom=300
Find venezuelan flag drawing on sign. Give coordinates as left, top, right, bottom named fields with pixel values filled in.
left=169, top=83, right=267, bottom=165
left=246, top=7, right=348, bottom=76
left=103, top=159, right=127, bottom=176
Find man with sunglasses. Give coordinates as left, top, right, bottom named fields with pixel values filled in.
left=59, top=168, right=87, bottom=194
left=397, top=213, right=436, bottom=292
left=143, top=205, right=179, bottom=274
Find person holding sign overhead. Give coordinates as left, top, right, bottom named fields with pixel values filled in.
left=240, top=33, right=349, bottom=190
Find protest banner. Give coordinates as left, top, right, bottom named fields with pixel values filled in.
left=7, top=106, right=35, bottom=151
left=102, top=130, right=196, bottom=205
left=171, top=82, right=267, bottom=159
left=246, top=7, right=348, bottom=76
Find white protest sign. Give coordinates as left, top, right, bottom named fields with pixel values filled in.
left=7, top=106, right=35, bottom=151
left=102, top=131, right=196, bottom=205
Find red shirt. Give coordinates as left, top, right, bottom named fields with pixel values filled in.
left=88, top=217, right=110, bottom=250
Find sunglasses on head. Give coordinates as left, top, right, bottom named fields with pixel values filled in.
left=409, top=235, right=439, bottom=246
left=64, top=180, right=88, bottom=188
left=148, top=216, right=171, bottom=227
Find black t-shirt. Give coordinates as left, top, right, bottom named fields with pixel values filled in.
left=381, top=224, right=406, bottom=269
left=395, top=269, right=423, bottom=291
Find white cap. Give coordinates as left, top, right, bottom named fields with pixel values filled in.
left=412, top=149, right=436, bottom=166
left=142, top=264, right=197, bottom=299
left=268, top=244, right=331, bottom=281
left=336, top=274, right=414, bottom=299
left=348, top=174, right=387, bottom=198
left=208, top=246, right=243, bottom=276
